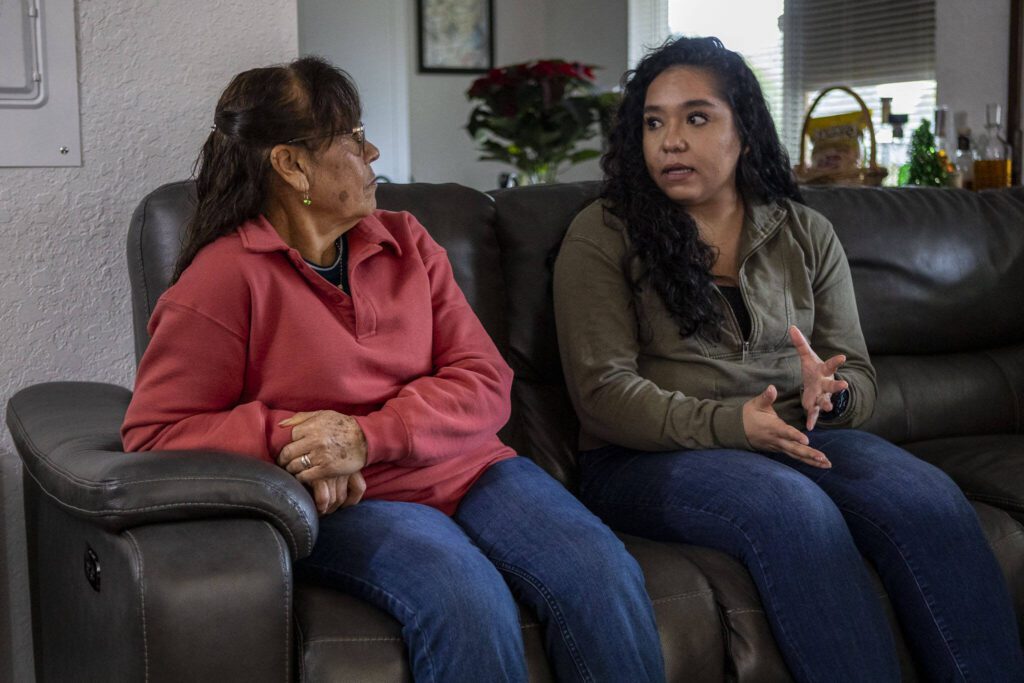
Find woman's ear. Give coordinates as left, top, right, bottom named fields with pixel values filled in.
left=269, top=144, right=310, bottom=193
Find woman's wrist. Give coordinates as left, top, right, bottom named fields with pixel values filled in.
left=819, top=384, right=850, bottom=422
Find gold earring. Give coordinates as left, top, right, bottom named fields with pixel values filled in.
left=302, top=190, right=312, bottom=207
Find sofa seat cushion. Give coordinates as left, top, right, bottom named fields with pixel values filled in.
left=292, top=506, right=1023, bottom=682
left=679, top=541, right=933, bottom=680
left=903, top=435, right=1024, bottom=520
left=293, top=533, right=724, bottom=682
left=971, top=501, right=1024, bottom=645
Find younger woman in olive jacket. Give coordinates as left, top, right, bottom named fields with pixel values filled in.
left=554, top=36, right=1023, bottom=682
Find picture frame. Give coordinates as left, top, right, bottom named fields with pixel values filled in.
left=417, top=0, right=494, bottom=74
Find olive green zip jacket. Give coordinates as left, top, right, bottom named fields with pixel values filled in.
left=553, top=198, right=876, bottom=452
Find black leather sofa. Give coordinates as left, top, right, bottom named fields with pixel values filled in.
left=7, top=180, right=1024, bottom=681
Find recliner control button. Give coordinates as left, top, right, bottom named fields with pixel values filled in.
left=84, top=545, right=101, bottom=592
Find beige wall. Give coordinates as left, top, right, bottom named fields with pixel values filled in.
left=299, top=0, right=412, bottom=184
left=0, top=1, right=298, bottom=679
left=936, top=0, right=1011, bottom=143
left=294, top=0, right=627, bottom=190
left=408, top=0, right=628, bottom=190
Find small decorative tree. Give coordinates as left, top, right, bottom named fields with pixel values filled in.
left=900, top=119, right=948, bottom=187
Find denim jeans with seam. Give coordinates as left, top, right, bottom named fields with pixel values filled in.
left=296, top=455, right=666, bottom=682
left=579, top=429, right=1024, bottom=683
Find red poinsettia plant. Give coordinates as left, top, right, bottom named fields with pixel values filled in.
left=466, top=59, right=618, bottom=183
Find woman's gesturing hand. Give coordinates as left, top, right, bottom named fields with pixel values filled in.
left=277, top=410, right=368, bottom=484
left=743, top=385, right=831, bottom=468
left=788, top=326, right=848, bottom=431
left=311, top=472, right=367, bottom=516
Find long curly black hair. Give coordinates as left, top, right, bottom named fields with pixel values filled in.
left=172, top=56, right=361, bottom=283
left=602, top=36, right=801, bottom=339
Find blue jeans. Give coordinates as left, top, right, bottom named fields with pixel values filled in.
left=579, top=429, right=1024, bottom=683
left=297, top=456, right=665, bottom=682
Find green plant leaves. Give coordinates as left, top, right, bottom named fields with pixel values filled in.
left=464, top=59, right=619, bottom=179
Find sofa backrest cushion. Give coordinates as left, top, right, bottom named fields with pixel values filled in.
left=491, top=184, right=1024, bottom=484
left=802, top=186, right=1024, bottom=354
left=127, top=181, right=503, bottom=361
left=490, top=182, right=603, bottom=488
left=803, top=186, right=1024, bottom=443
left=127, top=181, right=1024, bottom=486
left=127, top=180, right=196, bottom=364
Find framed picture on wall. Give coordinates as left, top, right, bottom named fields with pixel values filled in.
left=417, top=0, right=494, bottom=74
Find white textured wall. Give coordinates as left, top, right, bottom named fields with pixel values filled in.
left=936, top=0, right=1010, bottom=141
left=0, top=1, right=298, bottom=680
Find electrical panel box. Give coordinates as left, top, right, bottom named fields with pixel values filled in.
left=0, top=0, right=81, bottom=167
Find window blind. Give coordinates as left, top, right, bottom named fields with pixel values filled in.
left=632, top=0, right=937, bottom=164
left=784, top=0, right=936, bottom=91
left=782, top=0, right=935, bottom=162
left=628, top=0, right=669, bottom=70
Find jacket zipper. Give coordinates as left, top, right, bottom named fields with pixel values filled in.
left=739, top=273, right=752, bottom=363
left=714, top=287, right=751, bottom=363
left=717, top=206, right=785, bottom=363
left=734, top=217, right=785, bottom=362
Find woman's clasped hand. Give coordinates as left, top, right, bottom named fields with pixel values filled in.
left=278, top=410, right=369, bottom=514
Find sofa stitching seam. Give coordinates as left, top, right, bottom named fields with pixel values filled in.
left=262, top=521, right=291, bottom=682
left=982, top=350, right=1021, bottom=432
left=651, top=589, right=714, bottom=604
left=135, top=193, right=153, bottom=327
left=304, top=636, right=404, bottom=644
left=295, top=612, right=306, bottom=681
left=988, top=526, right=1024, bottom=548
left=889, top=363, right=913, bottom=438
left=124, top=530, right=149, bottom=682
left=964, top=492, right=1024, bottom=512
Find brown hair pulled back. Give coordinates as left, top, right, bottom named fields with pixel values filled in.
left=173, top=56, right=361, bottom=283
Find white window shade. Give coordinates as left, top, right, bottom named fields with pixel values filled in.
left=784, top=0, right=936, bottom=91
left=632, top=0, right=936, bottom=165
left=783, top=0, right=936, bottom=163
left=628, top=0, right=669, bottom=70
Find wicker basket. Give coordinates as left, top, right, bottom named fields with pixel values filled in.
left=794, top=86, right=887, bottom=186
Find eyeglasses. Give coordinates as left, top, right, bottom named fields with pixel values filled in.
left=285, top=124, right=366, bottom=155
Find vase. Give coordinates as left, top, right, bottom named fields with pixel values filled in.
left=520, top=164, right=559, bottom=185
left=497, top=164, right=560, bottom=188
left=516, top=163, right=559, bottom=185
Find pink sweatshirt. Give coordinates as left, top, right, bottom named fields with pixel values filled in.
left=121, top=210, right=516, bottom=514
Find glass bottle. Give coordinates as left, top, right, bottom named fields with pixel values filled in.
left=933, top=106, right=955, bottom=179
left=885, top=113, right=910, bottom=185
left=954, top=133, right=975, bottom=190
left=877, top=98, right=897, bottom=186
left=974, top=103, right=1012, bottom=190
left=877, top=99, right=892, bottom=184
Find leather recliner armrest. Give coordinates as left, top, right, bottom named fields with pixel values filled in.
left=6, top=381, right=318, bottom=559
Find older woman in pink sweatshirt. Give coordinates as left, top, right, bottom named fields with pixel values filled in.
left=121, top=56, right=664, bottom=682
